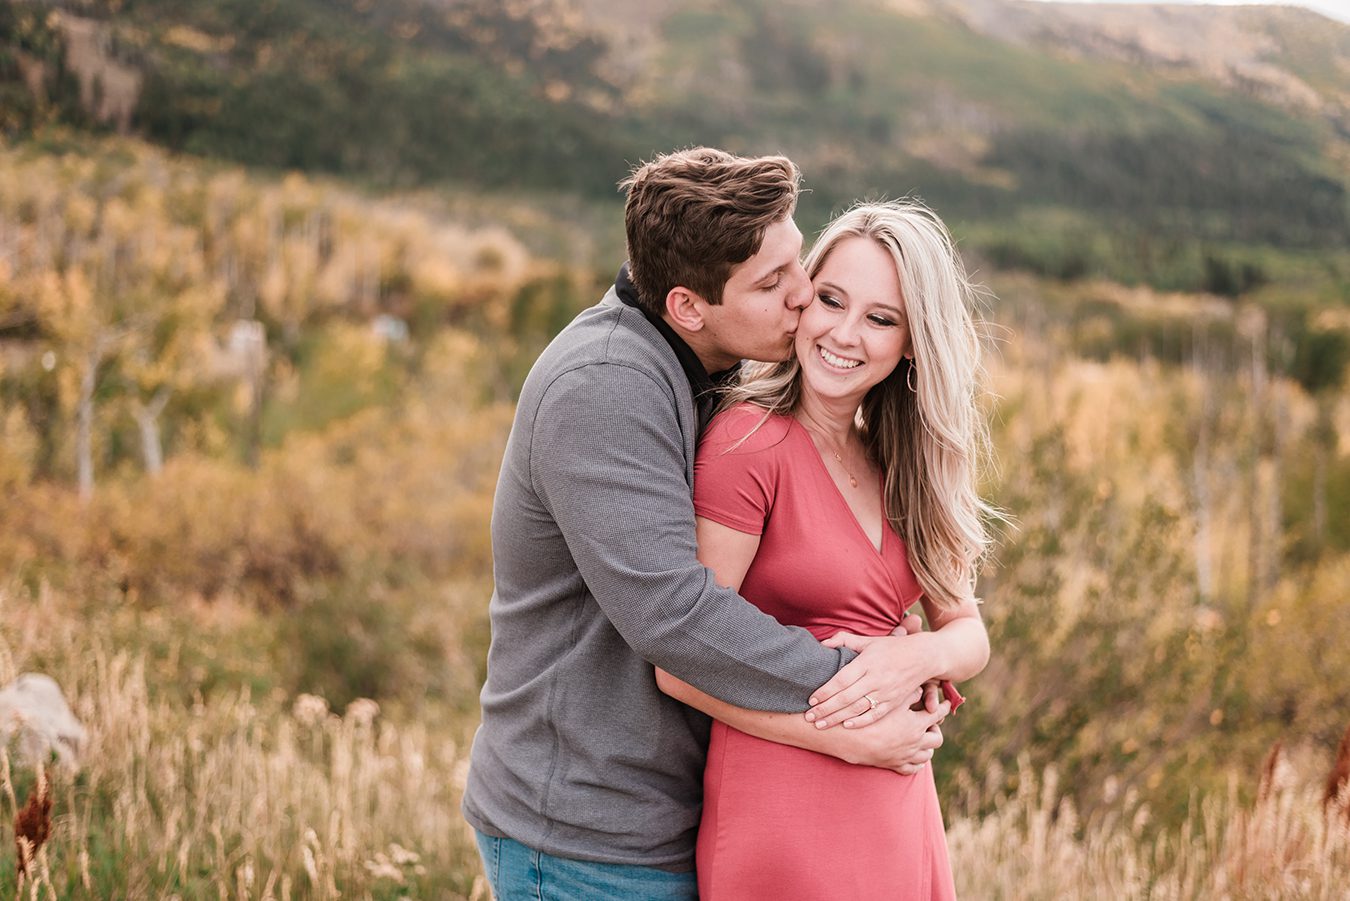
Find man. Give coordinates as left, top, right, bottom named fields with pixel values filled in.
left=463, top=148, right=949, bottom=899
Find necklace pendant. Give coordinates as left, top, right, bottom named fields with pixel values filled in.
left=830, top=449, right=859, bottom=489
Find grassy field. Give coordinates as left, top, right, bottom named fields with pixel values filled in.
left=3, top=586, right=1348, bottom=898
left=1, top=137, right=1349, bottom=896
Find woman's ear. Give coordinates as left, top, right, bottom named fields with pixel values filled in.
left=665, top=286, right=708, bottom=333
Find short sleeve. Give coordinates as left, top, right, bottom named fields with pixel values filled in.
left=693, top=404, right=792, bottom=535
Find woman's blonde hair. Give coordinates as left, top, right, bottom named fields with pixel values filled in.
left=723, top=200, right=999, bottom=612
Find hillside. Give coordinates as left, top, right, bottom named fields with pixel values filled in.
left=0, top=135, right=1348, bottom=895
left=2, top=0, right=1348, bottom=282
left=950, top=1, right=1349, bottom=119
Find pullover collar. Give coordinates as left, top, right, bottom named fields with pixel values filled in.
left=615, top=262, right=741, bottom=431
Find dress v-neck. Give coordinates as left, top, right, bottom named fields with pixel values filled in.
left=790, top=418, right=888, bottom=557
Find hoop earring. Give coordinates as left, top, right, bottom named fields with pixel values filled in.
left=906, top=360, right=918, bottom=393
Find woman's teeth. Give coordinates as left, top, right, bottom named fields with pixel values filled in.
left=818, top=346, right=861, bottom=370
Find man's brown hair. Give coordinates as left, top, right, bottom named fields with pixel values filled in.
left=620, top=148, right=802, bottom=317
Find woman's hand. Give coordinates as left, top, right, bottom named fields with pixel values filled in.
left=913, top=680, right=946, bottom=714
left=810, top=598, right=986, bottom=729
left=848, top=687, right=950, bottom=774
left=806, top=630, right=940, bottom=729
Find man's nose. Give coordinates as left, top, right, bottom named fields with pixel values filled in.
left=785, top=264, right=813, bottom=311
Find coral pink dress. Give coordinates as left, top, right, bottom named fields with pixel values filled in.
left=692, top=404, right=958, bottom=901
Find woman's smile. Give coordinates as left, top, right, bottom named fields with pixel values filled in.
left=796, top=236, right=912, bottom=404
left=816, top=345, right=862, bottom=370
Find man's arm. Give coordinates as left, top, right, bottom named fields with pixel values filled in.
left=530, top=362, right=847, bottom=712
left=644, top=513, right=951, bottom=769
left=651, top=513, right=950, bottom=771
left=654, top=669, right=947, bottom=775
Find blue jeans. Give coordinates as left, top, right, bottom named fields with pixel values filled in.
left=474, top=831, right=698, bottom=900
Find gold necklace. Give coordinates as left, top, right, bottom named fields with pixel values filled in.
left=803, top=423, right=861, bottom=489
left=829, top=448, right=859, bottom=488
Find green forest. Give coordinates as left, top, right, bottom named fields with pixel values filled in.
left=5, top=0, right=1349, bottom=284
left=1, top=0, right=1349, bottom=896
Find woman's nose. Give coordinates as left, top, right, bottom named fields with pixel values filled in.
left=832, top=316, right=863, bottom=346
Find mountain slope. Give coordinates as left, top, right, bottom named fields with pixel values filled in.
left=2, top=0, right=1347, bottom=265
left=611, top=0, right=1348, bottom=244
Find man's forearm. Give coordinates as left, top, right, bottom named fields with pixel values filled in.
left=656, top=670, right=940, bottom=770
left=663, top=672, right=866, bottom=763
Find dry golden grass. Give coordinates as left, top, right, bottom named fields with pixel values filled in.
left=0, top=585, right=487, bottom=899
left=947, top=750, right=1350, bottom=900
left=2, top=582, right=1347, bottom=898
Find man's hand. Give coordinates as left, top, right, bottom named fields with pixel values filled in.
left=806, top=630, right=937, bottom=729
left=843, top=688, right=949, bottom=775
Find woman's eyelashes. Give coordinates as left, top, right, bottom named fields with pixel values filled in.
left=816, top=293, right=897, bottom=328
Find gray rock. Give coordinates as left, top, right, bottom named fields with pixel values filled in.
left=0, top=674, right=87, bottom=771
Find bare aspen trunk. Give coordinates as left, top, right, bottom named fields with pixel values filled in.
left=1246, top=324, right=1267, bottom=613
left=1190, top=343, right=1215, bottom=604
left=131, top=387, right=171, bottom=476
left=1267, top=381, right=1284, bottom=592
left=76, top=349, right=97, bottom=503
left=1192, top=423, right=1213, bottom=603
left=1192, top=454, right=1213, bottom=603
left=237, top=320, right=267, bottom=469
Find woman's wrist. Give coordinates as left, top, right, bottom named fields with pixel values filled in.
left=924, top=617, right=989, bottom=682
left=905, top=630, right=949, bottom=684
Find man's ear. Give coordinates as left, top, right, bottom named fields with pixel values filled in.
left=664, top=287, right=708, bottom=333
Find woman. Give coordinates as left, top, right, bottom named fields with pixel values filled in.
left=657, top=201, right=999, bottom=899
